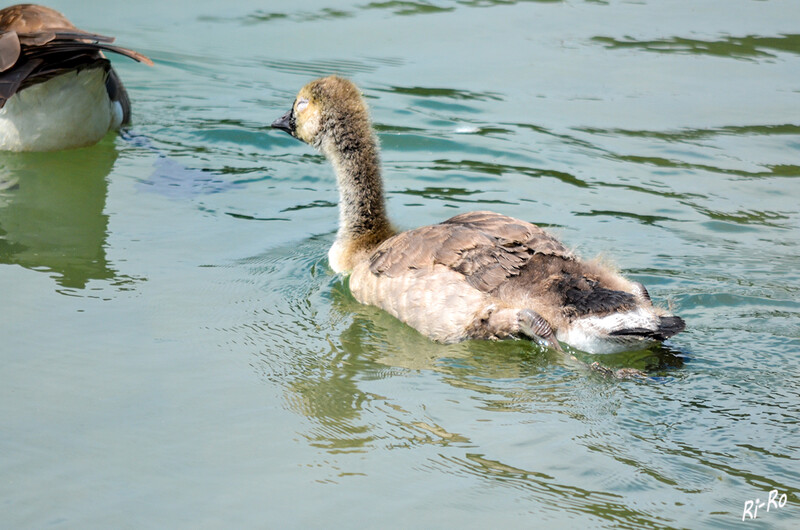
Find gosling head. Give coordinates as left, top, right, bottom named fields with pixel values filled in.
left=271, top=76, right=374, bottom=152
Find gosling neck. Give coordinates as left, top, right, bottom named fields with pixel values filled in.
left=320, top=129, right=393, bottom=249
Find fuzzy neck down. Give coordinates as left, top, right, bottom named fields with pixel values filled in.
left=320, top=127, right=394, bottom=273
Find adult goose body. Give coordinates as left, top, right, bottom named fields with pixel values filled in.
left=271, top=76, right=684, bottom=355
left=0, top=3, right=152, bottom=151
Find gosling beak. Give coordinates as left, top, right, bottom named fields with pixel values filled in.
left=271, top=109, right=295, bottom=136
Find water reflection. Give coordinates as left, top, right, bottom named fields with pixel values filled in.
left=248, top=236, right=684, bottom=456
left=394, top=185, right=515, bottom=205
left=124, top=132, right=243, bottom=198
left=335, top=278, right=685, bottom=377
left=336, top=276, right=630, bottom=378
left=593, top=34, right=800, bottom=61
left=430, top=453, right=681, bottom=529
left=200, top=7, right=357, bottom=24
left=251, top=237, right=692, bottom=524
left=363, top=0, right=563, bottom=17
left=579, top=124, right=800, bottom=143
left=363, top=1, right=456, bottom=16
left=0, top=139, right=135, bottom=292
left=249, top=7, right=353, bottom=23
left=260, top=57, right=403, bottom=77
left=575, top=209, right=679, bottom=226
left=608, top=153, right=799, bottom=180
left=375, top=86, right=504, bottom=101
left=429, top=159, right=591, bottom=188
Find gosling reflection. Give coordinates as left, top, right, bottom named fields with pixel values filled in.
left=273, top=237, right=683, bottom=453
left=284, top=276, right=559, bottom=452
left=0, top=139, right=127, bottom=290
left=330, top=278, right=684, bottom=377
left=333, top=278, right=552, bottom=376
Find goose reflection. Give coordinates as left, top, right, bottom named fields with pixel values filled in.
left=0, top=138, right=133, bottom=291
left=329, top=278, right=684, bottom=378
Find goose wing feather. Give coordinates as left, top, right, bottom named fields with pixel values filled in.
left=0, top=5, right=151, bottom=108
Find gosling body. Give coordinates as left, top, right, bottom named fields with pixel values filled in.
left=0, top=4, right=152, bottom=151
left=272, top=76, right=684, bottom=354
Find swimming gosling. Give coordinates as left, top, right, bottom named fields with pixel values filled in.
left=271, top=76, right=684, bottom=354
left=0, top=3, right=152, bottom=151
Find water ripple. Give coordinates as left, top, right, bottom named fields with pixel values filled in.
left=428, top=453, right=679, bottom=529
left=429, top=159, right=591, bottom=188
left=260, top=57, right=401, bottom=77
left=376, top=85, right=504, bottom=101
left=579, top=124, right=800, bottom=143
left=608, top=155, right=800, bottom=180
left=593, top=34, right=800, bottom=61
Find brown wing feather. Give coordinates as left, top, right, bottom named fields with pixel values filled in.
left=0, top=5, right=76, bottom=34
left=369, top=211, right=573, bottom=293
left=0, top=31, right=21, bottom=72
left=0, top=5, right=152, bottom=108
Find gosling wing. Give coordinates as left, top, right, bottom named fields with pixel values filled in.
left=369, top=210, right=574, bottom=293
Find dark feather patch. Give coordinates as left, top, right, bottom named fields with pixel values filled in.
left=0, top=57, right=39, bottom=103
left=502, top=253, right=638, bottom=318
left=657, top=316, right=686, bottom=338
left=562, top=280, right=637, bottom=316
left=609, top=316, right=686, bottom=341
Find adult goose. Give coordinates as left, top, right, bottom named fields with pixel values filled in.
left=0, top=3, right=152, bottom=151
left=271, top=76, right=684, bottom=355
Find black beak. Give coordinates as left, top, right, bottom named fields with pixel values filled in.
left=271, top=109, right=295, bottom=136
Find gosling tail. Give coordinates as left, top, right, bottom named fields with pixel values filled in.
left=608, top=315, right=686, bottom=342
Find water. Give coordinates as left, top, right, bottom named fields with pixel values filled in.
left=1, top=0, right=799, bottom=527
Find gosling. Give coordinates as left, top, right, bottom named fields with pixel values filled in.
left=0, top=3, right=152, bottom=151
left=271, top=76, right=684, bottom=354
